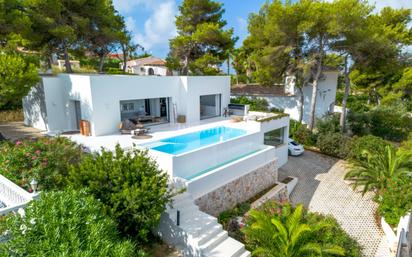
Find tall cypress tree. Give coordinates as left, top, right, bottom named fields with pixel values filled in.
left=167, top=0, right=236, bottom=75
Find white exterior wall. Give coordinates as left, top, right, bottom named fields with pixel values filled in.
left=131, top=65, right=168, bottom=76
left=241, top=71, right=338, bottom=124
left=23, top=74, right=231, bottom=136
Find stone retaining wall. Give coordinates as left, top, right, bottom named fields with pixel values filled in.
left=195, top=160, right=278, bottom=216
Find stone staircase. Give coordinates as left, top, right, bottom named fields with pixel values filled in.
left=158, top=192, right=251, bottom=257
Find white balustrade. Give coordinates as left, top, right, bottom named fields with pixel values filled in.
left=0, top=174, right=36, bottom=215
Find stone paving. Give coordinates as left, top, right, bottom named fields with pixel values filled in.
left=0, top=122, right=44, bottom=141
left=278, top=151, right=390, bottom=257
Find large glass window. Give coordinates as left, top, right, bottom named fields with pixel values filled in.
left=120, top=97, right=170, bottom=126
left=264, top=127, right=285, bottom=146
left=200, top=94, right=221, bottom=120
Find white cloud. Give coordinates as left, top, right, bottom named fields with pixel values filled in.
left=134, top=1, right=177, bottom=52
left=370, top=0, right=412, bottom=11
left=113, top=0, right=177, bottom=56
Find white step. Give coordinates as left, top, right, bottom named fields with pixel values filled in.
left=205, top=237, right=245, bottom=257
left=197, top=225, right=224, bottom=245
left=237, top=250, right=251, bottom=257
left=199, top=230, right=228, bottom=252
left=180, top=212, right=220, bottom=236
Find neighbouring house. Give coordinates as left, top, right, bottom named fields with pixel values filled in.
left=56, top=60, right=81, bottom=71
left=23, top=74, right=290, bottom=257
left=120, top=56, right=174, bottom=76
left=232, top=70, right=339, bottom=123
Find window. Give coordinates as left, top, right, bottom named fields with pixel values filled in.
left=121, top=103, right=134, bottom=112
left=264, top=127, right=285, bottom=146
left=148, top=68, right=155, bottom=75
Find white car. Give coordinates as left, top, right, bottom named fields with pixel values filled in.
left=288, top=138, right=304, bottom=156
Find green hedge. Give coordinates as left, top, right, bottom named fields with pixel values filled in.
left=67, top=145, right=174, bottom=241
left=1, top=189, right=141, bottom=256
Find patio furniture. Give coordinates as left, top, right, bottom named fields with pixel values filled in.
left=133, top=127, right=150, bottom=136
left=119, top=119, right=138, bottom=134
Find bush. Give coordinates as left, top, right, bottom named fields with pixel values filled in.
left=0, top=109, right=23, bottom=122
left=1, top=189, right=140, bottom=257
left=316, top=132, right=351, bottom=159
left=347, top=135, right=393, bottom=161
left=243, top=201, right=361, bottom=257
left=368, top=105, right=412, bottom=142
left=293, top=126, right=317, bottom=146
left=68, top=145, right=174, bottom=241
left=230, top=96, right=269, bottom=112
left=348, top=112, right=370, bottom=136
left=316, top=114, right=341, bottom=135
left=377, top=179, right=412, bottom=227
left=0, top=137, right=83, bottom=191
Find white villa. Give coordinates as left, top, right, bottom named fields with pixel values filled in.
left=22, top=74, right=290, bottom=257
left=120, top=56, right=173, bottom=76
left=232, top=70, right=339, bottom=123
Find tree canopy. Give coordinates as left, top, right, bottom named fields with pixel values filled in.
left=167, top=0, right=237, bottom=75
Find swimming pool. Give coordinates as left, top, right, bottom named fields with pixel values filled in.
left=144, top=126, right=247, bottom=155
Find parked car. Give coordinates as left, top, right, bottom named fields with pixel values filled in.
left=288, top=138, right=304, bottom=156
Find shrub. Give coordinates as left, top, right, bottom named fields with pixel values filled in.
left=316, top=132, right=351, bottom=159
left=347, top=135, right=393, bottom=161
left=0, top=109, right=24, bottom=122
left=293, top=126, right=317, bottom=146
left=230, top=96, right=269, bottom=112
left=368, top=105, right=412, bottom=142
left=377, top=179, right=412, bottom=227
left=289, top=119, right=302, bottom=137
left=243, top=201, right=361, bottom=257
left=0, top=137, right=83, bottom=191
left=68, top=145, right=174, bottom=241
left=316, top=114, right=341, bottom=135
left=345, top=146, right=412, bottom=196
left=1, top=189, right=141, bottom=257
left=348, top=111, right=370, bottom=136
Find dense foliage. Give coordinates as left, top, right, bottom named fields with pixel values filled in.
left=377, top=178, right=412, bottom=226
left=345, top=146, right=412, bottom=196
left=1, top=189, right=140, bottom=257
left=346, top=135, right=393, bottom=162
left=0, top=54, right=39, bottom=108
left=0, top=137, right=83, bottom=191
left=230, top=96, right=269, bottom=112
left=68, top=145, right=174, bottom=241
left=242, top=201, right=361, bottom=257
left=316, top=132, right=351, bottom=159
left=167, top=0, right=236, bottom=75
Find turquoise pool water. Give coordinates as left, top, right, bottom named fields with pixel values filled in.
left=145, top=126, right=247, bottom=155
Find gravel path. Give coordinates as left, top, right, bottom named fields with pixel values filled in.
left=279, top=151, right=390, bottom=257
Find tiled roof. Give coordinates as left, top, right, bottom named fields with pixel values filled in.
left=127, top=57, right=166, bottom=67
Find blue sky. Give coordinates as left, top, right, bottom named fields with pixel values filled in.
left=112, top=0, right=412, bottom=58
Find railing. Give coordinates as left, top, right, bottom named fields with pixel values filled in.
left=0, top=174, right=36, bottom=215
left=394, top=213, right=411, bottom=257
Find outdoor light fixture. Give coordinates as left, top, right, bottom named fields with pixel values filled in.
left=30, top=179, right=38, bottom=193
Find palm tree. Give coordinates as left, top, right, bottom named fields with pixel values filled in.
left=345, top=146, right=412, bottom=196
left=242, top=204, right=345, bottom=257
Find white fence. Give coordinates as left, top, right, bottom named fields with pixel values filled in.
left=382, top=213, right=411, bottom=257
left=0, top=174, right=37, bottom=215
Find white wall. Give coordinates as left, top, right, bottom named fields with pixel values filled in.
left=25, top=75, right=231, bottom=136
left=23, top=83, right=48, bottom=131
left=240, top=71, right=338, bottom=124
left=131, top=65, right=168, bottom=76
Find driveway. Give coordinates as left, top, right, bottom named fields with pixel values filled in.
left=278, top=151, right=390, bottom=257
